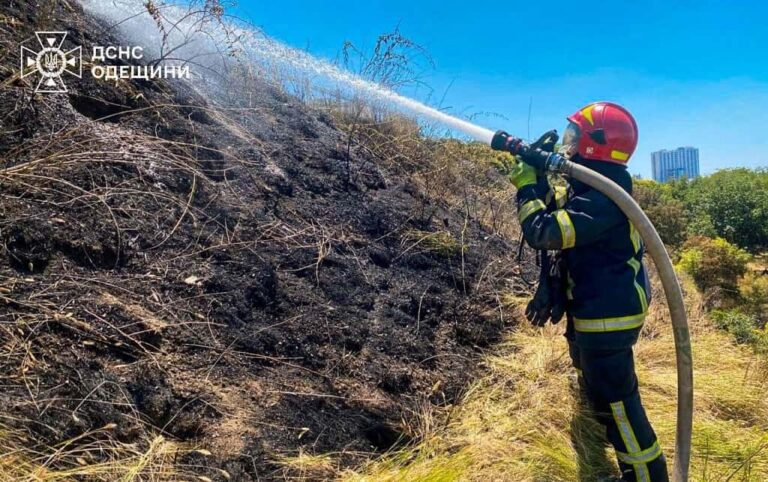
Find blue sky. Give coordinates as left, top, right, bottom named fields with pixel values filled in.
left=231, top=0, right=767, bottom=178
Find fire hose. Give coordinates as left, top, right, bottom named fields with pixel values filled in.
left=494, top=138, right=693, bottom=482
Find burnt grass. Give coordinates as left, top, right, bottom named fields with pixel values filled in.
left=0, top=2, right=534, bottom=480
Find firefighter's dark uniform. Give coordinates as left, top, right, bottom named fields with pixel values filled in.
left=516, top=158, right=668, bottom=482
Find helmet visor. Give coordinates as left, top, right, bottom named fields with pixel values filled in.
left=560, top=122, right=581, bottom=158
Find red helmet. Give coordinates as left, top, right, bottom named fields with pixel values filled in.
left=563, top=102, right=638, bottom=164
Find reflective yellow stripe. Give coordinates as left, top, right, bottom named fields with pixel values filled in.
left=518, top=199, right=546, bottom=223
left=612, top=150, right=630, bottom=161
left=555, top=186, right=568, bottom=208
left=611, top=402, right=661, bottom=482
left=629, top=223, right=641, bottom=253
left=627, top=224, right=648, bottom=314
left=554, top=209, right=576, bottom=248
left=628, top=258, right=649, bottom=313
left=611, top=402, right=653, bottom=482
left=544, top=186, right=567, bottom=208
left=611, top=401, right=641, bottom=452
left=573, top=313, right=645, bottom=333
left=635, top=464, right=651, bottom=482
left=617, top=441, right=663, bottom=465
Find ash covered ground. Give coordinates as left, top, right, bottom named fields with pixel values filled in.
left=0, top=1, right=534, bottom=479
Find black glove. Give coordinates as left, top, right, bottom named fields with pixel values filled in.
left=527, top=129, right=559, bottom=178
left=491, top=130, right=525, bottom=155
left=529, top=129, right=558, bottom=153
left=525, top=251, right=567, bottom=327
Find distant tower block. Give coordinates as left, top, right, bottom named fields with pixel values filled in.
left=651, top=147, right=700, bottom=182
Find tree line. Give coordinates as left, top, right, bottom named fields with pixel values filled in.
left=633, top=168, right=768, bottom=352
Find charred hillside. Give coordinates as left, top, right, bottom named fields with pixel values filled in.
left=0, top=1, right=532, bottom=479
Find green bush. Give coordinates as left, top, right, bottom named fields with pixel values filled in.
left=738, top=272, right=768, bottom=322
left=632, top=180, right=688, bottom=247
left=678, top=236, right=751, bottom=292
left=644, top=200, right=689, bottom=247
left=684, top=212, right=717, bottom=239
left=710, top=310, right=768, bottom=354
left=678, top=169, right=768, bottom=250
left=711, top=310, right=759, bottom=344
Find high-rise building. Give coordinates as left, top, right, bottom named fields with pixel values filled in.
left=651, top=147, right=700, bottom=182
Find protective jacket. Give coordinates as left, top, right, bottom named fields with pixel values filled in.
left=516, top=158, right=651, bottom=348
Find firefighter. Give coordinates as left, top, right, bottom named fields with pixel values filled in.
left=491, top=102, right=668, bottom=482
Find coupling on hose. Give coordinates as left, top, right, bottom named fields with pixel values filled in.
left=491, top=130, right=569, bottom=173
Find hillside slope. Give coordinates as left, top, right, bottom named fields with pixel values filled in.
left=0, top=2, right=529, bottom=480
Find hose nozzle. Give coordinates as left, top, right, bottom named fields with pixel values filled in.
left=490, top=130, right=568, bottom=173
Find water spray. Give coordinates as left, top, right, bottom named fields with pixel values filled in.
left=80, top=1, right=692, bottom=479
left=80, top=0, right=496, bottom=143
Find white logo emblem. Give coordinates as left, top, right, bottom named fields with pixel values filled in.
left=20, top=32, right=82, bottom=93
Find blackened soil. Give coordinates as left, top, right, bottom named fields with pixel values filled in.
left=0, top=2, right=533, bottom=480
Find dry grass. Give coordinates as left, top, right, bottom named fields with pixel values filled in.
left=325, top=108, right=522, bottom=245
left=328, top=273, right=768, bottom=482
left=402, top=230, right=464, bottom=258
left=0, top=423, right=207, bottom=481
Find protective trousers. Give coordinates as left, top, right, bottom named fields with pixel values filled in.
left=566, top=321, right=669, bottom=482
